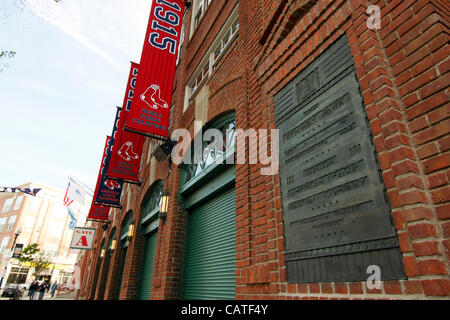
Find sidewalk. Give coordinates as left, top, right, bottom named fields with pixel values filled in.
left=52, top=290, right=77, bottom=300
left=20, top=290, right=76, bottom=300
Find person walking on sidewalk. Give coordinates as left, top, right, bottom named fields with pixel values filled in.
left=38, top=282, right=46, bottom=300
left=29, top=281, right=39, bottom=300
left=50, top=282, right=58, bottom=298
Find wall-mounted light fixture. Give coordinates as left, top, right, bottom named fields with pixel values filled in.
left=152, top=140, right=175, bottom=162
left=158, top=191, right=170, bottom=219
left=127, top=223, right=135, bottom=241
left=108, top=240, right=116, bottom=255
left=100, top=249, right=106, bottom=258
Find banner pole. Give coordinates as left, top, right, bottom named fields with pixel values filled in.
left=123, top=127, right=170, bottom=142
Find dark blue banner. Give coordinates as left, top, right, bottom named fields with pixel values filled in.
left=0, top=187, right=41, bottom=197
left=94, top=108, right=124, bottom=208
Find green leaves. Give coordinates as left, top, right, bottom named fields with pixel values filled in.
left=18, top=243, right=39, bottom=264
left=18, top=243, right=52, bottom=277
left=0, top=50, right=16, bottom=59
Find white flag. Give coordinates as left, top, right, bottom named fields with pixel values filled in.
left=63, top=178, right=87, bottom=206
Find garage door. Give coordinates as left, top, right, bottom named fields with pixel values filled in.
left=116, top=247, right=127, bottom=299
left=182, top=187, right=236, bottom=300
left=138, top=231, right=158, bottom=300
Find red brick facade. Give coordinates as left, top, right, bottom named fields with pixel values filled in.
left=77, top=0, right=449, bottom=300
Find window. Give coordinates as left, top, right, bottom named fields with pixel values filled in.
left=141, top=181, right=163, bottom=223
left=0, top=236, right=9, bottom=253
left=232, top=18, right=239, bottom=34
left=185, top=9, right=239, bottom=110
left=223, top=29, right=231, bottom=47
left=202, top=64, right=209, bottom=77
left=0, top=217, right=6, bottom=232
left=191, top=0, right=212, bottom=32
left=190, top=60, right=210, bottom=94
left=183, top=114, right=236, bottom=184
left=13, top=196, right=23, bottom=211
left=194, top=8, right=202, bottom=29
left=176, top=23, right=185, bottom=65
left=2, top=198, right=14, bottom=213
left=210, top=15, right=239, bottom=66
left=6, top=215, right=16, bottom=231
left=190, top=0, right=215, bottom=37
left=7, top=267, right=29, bottom=284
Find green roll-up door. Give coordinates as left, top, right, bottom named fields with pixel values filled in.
left=182, top=187, right=236, bottom=300
left=138, top=231, right=158, bottom=300
left=116, top=247, right=127, bottom=299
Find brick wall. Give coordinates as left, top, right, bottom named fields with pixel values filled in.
left=240, top=0, right=449, bottom=299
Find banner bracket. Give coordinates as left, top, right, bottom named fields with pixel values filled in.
left=124, top=127, right=171, bottom=142
left=93, top=202, right=123, bottom=209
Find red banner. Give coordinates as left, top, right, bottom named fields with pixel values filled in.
left=106, top=63, right=145, bottom=183
left=87, top=136, right=113, bottom=221
left=86, top=204, right=110, bottom=222
left=107, top=109, right=145, bottom=183
left=125, top=0, right=185, bottom=138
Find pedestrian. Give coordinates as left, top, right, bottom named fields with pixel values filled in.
left=27, top=282, right=32, bottom=298
left=50, top=281, right=58, bottom=298
left=38, top=282, right=46, bottom=300
left=29, top=281, right=38, bottom=300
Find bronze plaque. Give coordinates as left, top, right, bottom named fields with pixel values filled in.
left=275, top=35, right=405, bottom=282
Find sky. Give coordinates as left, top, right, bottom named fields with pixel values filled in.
left=0, top=0, right=152, bottom=192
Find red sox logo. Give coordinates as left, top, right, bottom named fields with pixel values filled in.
left=104, top=179, right=121, bottom=190
left=117, top=141, right=139, bottom=162
left=140, top=84, right=169, bottom=110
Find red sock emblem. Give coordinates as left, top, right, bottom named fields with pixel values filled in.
left=140, top=84, right=168, bottom=109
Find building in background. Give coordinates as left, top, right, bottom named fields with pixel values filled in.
left=0, top=182, right=89, bottom=288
